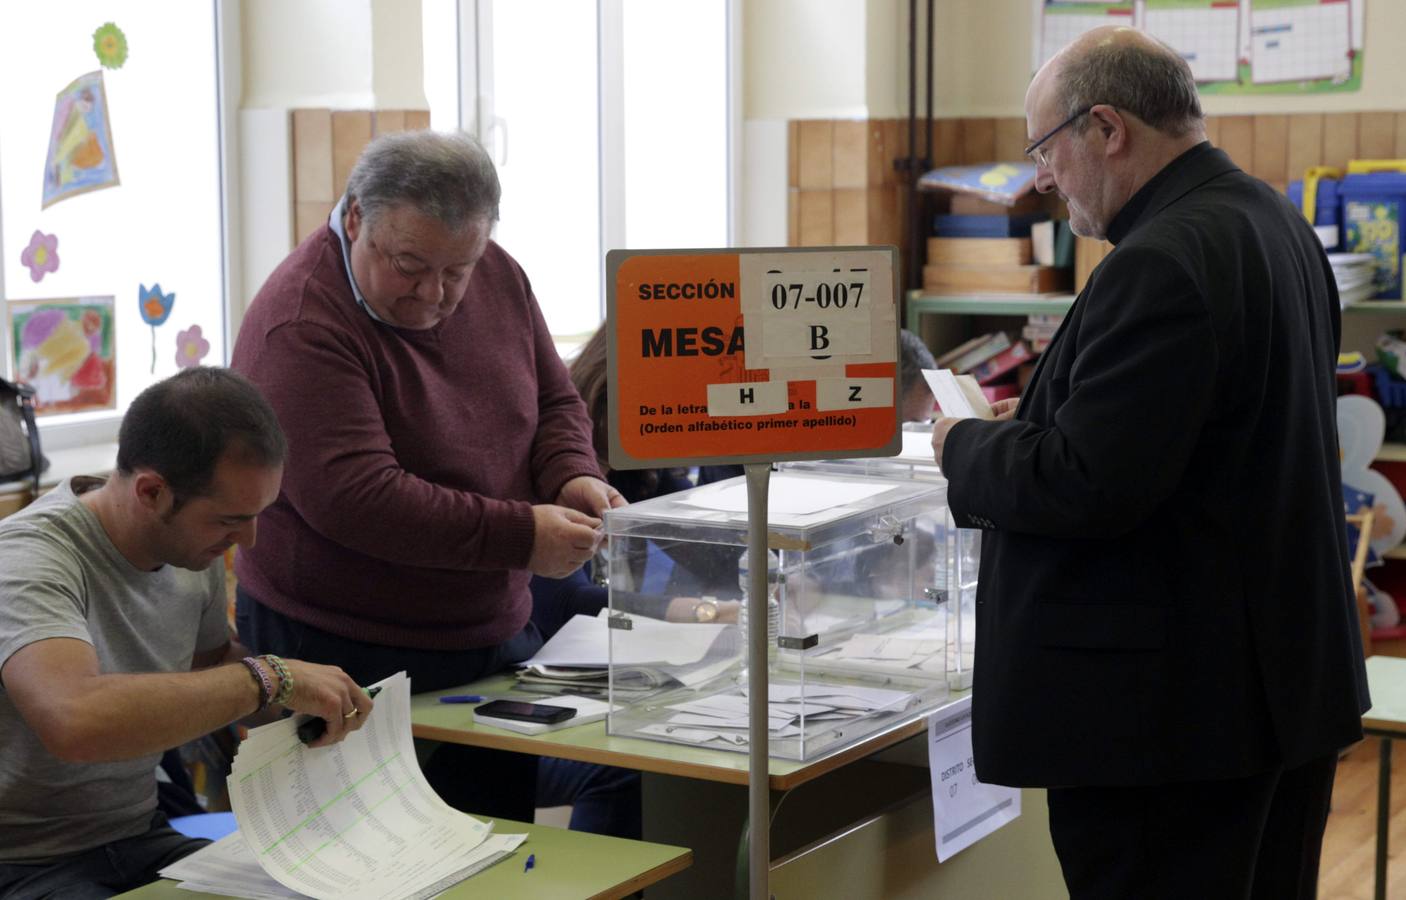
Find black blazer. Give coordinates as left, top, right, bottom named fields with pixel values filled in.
left=943, top=143, right=1370, bottom=787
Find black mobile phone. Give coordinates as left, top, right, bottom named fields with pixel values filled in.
left=475, top=699, right=576, bottom=725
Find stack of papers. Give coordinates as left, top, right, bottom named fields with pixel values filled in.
left=161, top=672, right=524, bottom=900
left=519, top=612, right=738, bottom=693
left=1329, top=253, right=1378, bottom=307
left=636, top=681, right=917, bottom=749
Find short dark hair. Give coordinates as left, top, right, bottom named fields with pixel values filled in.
left=1057, top=37, right=1203, bottom=138
left=117, top=367, right=286, bottom=505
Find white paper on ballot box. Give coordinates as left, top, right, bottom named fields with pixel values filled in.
left=928, top=695, right=1020, bottom=862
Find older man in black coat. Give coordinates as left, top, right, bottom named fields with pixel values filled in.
left=933, top=26, right=1369, bottom=900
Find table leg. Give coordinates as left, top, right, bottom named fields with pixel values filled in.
left=1377, top=736, right=1392, bottom=900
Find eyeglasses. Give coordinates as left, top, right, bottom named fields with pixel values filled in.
left=1024, top=107, right=1092, bottom=168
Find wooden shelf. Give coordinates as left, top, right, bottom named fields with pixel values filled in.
left=1346, top=301, right=1406, bottom=314
left=906, top=291, right=1077, bottom=318
left=908, top=294, right=1406, bottom=318
left=1377, top=443, right=1406, bottom=463
left=1384, top=545, right=1406, bottom=561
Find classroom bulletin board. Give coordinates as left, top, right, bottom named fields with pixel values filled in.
left=1034, top=0, right=1365, bottom=94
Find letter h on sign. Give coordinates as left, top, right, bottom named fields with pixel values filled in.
left=739, top=387, right=755, bottom=405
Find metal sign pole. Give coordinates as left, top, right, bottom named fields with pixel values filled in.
left=743, top=462, right=771, bottom=900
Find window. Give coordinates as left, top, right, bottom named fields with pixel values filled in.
left=0, top=2, right=225, bottom=448
left=423, top=0, right=734, bottom=339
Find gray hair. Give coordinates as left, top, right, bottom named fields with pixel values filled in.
left=1057, top=36, right=1203, bottom=138
left=344, top=130, right=501, bottom=232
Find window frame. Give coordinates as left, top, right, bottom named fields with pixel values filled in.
left=0, top=0, right=236, bottom=452
left=445, top=0, right=742, bottom=336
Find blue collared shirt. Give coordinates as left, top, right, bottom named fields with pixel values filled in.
left=328, top=195, right=388, bottom=325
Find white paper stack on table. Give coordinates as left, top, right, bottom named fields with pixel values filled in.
left=636, top=682, right=917, bottom=748
left=518, top=611, right=738, bottom=693
left=160, top=672, right=524, bottom=900
left=1328, top=253, right=1379, bottom=307
left=922, top=368, right=993, bottom=420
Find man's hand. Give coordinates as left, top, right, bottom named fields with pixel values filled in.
left=556, top=475, right=626, bottom=518
left=990, top=398, right=1020, bottom=420
left=529, top=504, right=602, bottom=578
left=276, top=659, right=375, bottom=748
left=931, top=399, right=1019, bottom=465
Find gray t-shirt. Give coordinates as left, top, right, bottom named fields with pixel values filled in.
left=0, top=477, right=227, bottom=863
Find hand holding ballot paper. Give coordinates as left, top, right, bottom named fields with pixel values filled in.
left=922, top=369, right=994, bottom=420
left=925, top=368, right=1020, bottom=466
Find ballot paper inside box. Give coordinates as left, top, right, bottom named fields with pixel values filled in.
left=602, top=470, right=964, bottom=761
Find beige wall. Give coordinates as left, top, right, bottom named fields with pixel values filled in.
left=921, top=0, right=1406, bottom=119
left=754, top=0, right=1406, bottom=122
left=240, top=0, right=425, bottom=109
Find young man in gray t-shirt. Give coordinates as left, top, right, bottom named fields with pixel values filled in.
left=0, top=368, right=372, bottom=898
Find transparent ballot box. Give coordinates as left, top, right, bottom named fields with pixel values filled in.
left=603, top=469, right=969, bottom=761
left=780, top=426, right=980, bottom=691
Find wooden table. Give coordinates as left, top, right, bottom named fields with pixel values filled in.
left=411, top=678, right=1063, bottom=900
left=117, top=817, right=690, bottom=900
left=411, top=675, right=938, bottom=791
left=1364, top=655, right=1406, bottom=900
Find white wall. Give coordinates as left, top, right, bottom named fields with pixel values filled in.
left=743, top=0, right=871, bottom=119
left=234, top=0, right=428, bottom=320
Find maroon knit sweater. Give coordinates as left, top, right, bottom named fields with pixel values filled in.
left=230, top=225, right=601, bottom=649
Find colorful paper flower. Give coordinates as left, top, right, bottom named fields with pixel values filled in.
left=139, top=283, right=174, bottom=326
left=20, top=231, right=59, bottom=283
left=175, top=325, right=210, bottom=369
left=93, top=23, right=128, bottom=69
left=139, top=283, right=175, bottom=373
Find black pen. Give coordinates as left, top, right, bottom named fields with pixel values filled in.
left=297, top=685, right=382, bottom=745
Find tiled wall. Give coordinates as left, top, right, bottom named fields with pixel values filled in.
left=290, top=109, right=431, bottom=246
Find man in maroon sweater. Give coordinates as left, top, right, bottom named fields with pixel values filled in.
left=231, top=130, right=625, bottom=825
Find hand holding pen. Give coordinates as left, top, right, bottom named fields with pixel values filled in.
left=297, top=684, right=381, bottom=746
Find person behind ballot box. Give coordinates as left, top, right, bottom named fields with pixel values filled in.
left=0, top=368, right=371, bottom=899
left=230, top=129, right=626, bottom=828
left=931, top=27, right=1369, bottom=899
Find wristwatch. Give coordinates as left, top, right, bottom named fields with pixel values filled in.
left=693, top=597, right=720, bottom=623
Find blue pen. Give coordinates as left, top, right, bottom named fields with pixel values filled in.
left=524, top=853, right=535, bottom=873
left=438, top=694, right=485, bottom=704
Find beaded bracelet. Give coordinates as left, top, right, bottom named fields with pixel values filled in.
left=240, top=656, right=274, bottom=710
left=262, top=654, right=295, bottom=706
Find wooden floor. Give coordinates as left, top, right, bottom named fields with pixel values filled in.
left=1319, top=738, right=1404, bottom=900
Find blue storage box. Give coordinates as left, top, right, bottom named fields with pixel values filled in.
left=931, top=213, right=1048, bottom=238
left=1340, top=172, right=1406, bottom=300
left=1287, top=178, right=1340, bottom=227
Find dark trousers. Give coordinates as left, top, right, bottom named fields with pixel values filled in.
left=0, top=813, right=206, bottom=900
left=1046, top=752, right=1338, bottom=900
left=237, top=588, right=641, bottom=838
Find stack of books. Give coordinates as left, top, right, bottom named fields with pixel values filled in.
left=1022, top=313, right=1064, bottom=354
left=935, top=332, right=1033, bottom=389
left=918, top=162, right=1071, bottom=294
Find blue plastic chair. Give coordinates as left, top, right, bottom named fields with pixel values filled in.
left=168, top=812, right=238, bottom=841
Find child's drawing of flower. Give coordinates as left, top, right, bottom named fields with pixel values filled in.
left=93, top=23, right=128, bottom=69
left=175, top=325, right=210, bottom=369
left=20, top=231, right=59, bottom=283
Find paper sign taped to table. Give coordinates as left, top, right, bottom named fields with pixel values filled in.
left=928, top=695, right=1020, bottom=862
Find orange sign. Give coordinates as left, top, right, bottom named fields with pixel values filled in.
left=607, top=247, right=899, bottom=469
